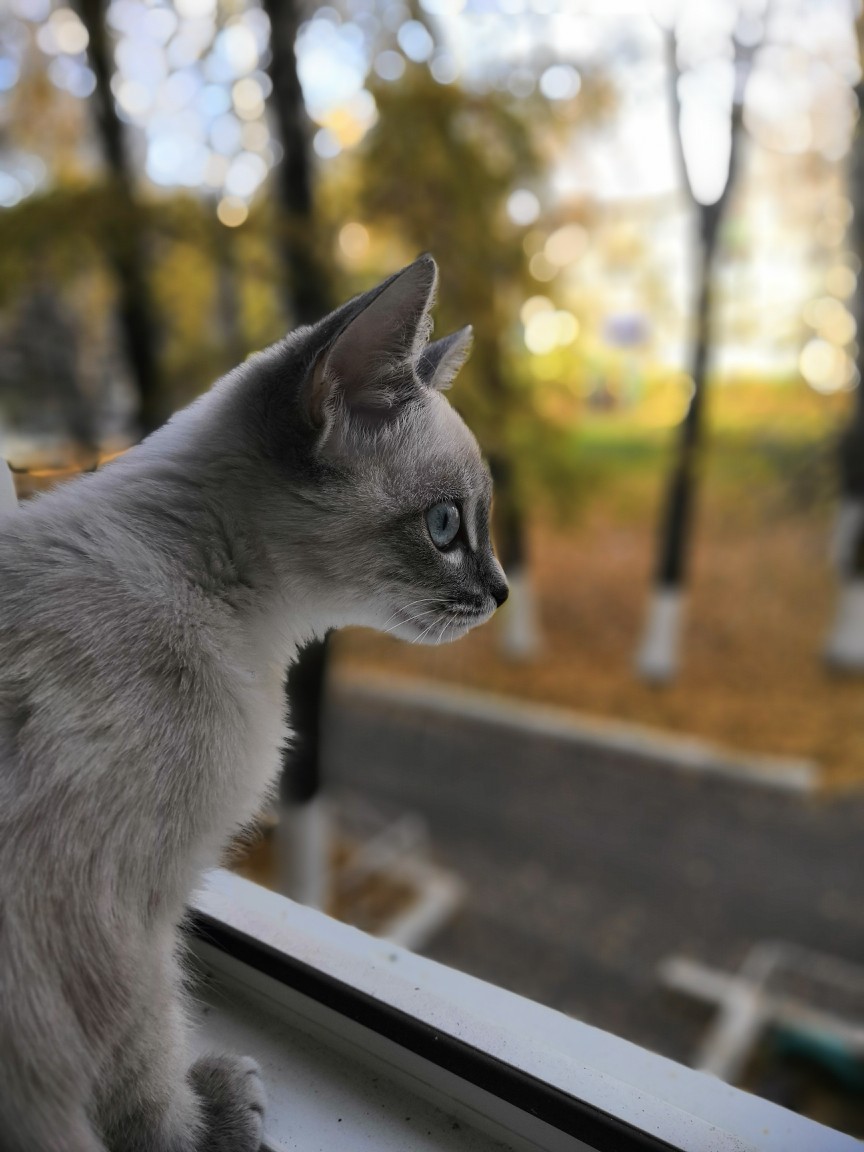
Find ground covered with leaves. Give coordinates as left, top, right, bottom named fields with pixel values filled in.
left=336, top=383, right=864, bottom=791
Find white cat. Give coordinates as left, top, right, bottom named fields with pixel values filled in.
left=0, top=256, right=507, bottom=1151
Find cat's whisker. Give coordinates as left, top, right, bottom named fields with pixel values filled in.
left=378, top=598, right=442, bottom=634
left=381, top=596, right=441, bottom=622
left=379, top=598, right=447, bottom=637
left=380, top=613, right=437, bottom=639
left=436, top=611, right=457, bottom=645
left=441, top=609, right=462, bottom=643
left=380, top=605, right=441, bottom=638
left=413, top=611, right=447, bottom=645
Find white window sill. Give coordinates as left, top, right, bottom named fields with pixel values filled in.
left=188, top=869, right=858, bottom=1152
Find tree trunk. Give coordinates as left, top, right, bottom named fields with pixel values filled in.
left=824, top=81, right=864, bottom=671
left=637, top=32, right=751, bottom=684
left=488, top=451, right=538, bottom=658
left=260, top=0, right=332, bottom=325
left=74, top=0, right=162, bottom=437
left=274, top=631, right=332, bottom=908
left=478, top=324, right=538, bottom=659
left=212, top=220, right=245, bottom=370
left=835, top=81, right=864, bottom=575
left=636, top=210, right=718, bottom=683
left=262, top=0, right=335, bottom=904
left=653, top=206, right=718, bottom=586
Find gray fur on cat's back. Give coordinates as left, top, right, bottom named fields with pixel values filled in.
left=0, top=256, right=506, bottom=1151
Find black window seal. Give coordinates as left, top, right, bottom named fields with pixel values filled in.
left=187, top=910, right=678, bottom=1152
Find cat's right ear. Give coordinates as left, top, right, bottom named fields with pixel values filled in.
left=417, top=326, right=473, bottom=392
left=303, top=255, right=438, bottom=441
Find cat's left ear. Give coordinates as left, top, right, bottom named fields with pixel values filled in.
left=417, top=326, right=473, bottom=392
left=306, top=255, right=437, bottom=435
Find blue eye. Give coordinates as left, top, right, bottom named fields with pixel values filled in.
left=426, top=502, right=461, bottom=549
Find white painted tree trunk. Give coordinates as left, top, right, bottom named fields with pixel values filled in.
left=0, top=458, right=18, bottom=516
left=829, top=497, right=864, bottom=572
left=498, top=565, right=540, bottom=660
left=824, top=580, right=864, bottom=673
left=274, top=796, right=330, bottom=910
left=825, top=497, right=864, bottom=672
left=635, top=587, right=685, bottom=684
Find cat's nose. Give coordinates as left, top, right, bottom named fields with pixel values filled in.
left=492, top=581, right=509, bottom=608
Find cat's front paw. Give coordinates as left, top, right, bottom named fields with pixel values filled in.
left=189, top=1053, right=266, bottom=1151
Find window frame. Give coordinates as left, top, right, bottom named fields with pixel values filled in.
left=188, top=870, right=858, bottom=1152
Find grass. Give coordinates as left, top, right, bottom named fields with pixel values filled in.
left=335, top=381, right=864, bottom=790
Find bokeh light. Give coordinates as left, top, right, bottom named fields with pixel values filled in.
left=524, top=308, right=579, bottom=354
left=507, top=188, right=540, bottom=226
left=528, top=251, right=557, bottom=281
left=36, top=8, right=89, bottom=56
left=802, top=296, right=856, bottom=345
left=799, top=338, right=856, bottom=393
left=216, top=194, right=248, bottom=227
left=429, top=51, right=458, bottom=84
left=397, top=20, right=434, bottom=63
left=338, top=221, right=370, bottom=260
left=520, top=295, right=554, bottom=324
left=539, top=64, right=581, bottom=101
left=825, top=265, right=857, bottom=299
left=544, top=223, right=589, bottom=267
left=374, top=49, right=406, bottom=81
left=313, top=127, right=341, bottom=159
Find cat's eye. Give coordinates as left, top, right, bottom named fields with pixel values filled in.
left=426, top=502, right=461, bottom=549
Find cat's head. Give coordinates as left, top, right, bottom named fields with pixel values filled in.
left=243, top=255, right=508, bottom=644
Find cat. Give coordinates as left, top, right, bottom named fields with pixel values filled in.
left=0, top=254, right=508, bottom=1152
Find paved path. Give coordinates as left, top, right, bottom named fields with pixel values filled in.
left=323, top=684, right=864, bottom=1067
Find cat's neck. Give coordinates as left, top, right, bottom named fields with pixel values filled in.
left=68, top=395, right=327, bottom=670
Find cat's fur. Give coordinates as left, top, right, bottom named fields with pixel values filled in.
left=0, top=256, right=507, bottom=1151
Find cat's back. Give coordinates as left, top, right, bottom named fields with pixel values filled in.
left=0, top=478, right=237, bottom=811
left=0, top=477, right=180, bottom=689
left=0, top=463, right=281, bottom=845
left=0, top=483, right=120, bottom=693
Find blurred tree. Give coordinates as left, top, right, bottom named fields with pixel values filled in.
left=0, top=285, right=96, bottom=457
left=73, top=0, right=163, bottom=436
left=636, top=15, right=759, bottom=684
left=261, top=0, right=333, bottom=325
left=213, top=224, right=245, bottom=370
left=356, top=65, right=551, bottom=657
left=261, top=0, right=335, bottom=907
left=824, top=18, right=864, bottom=672
left=3, top=33, right=91, bottom=183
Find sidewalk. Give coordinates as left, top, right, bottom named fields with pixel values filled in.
left=323, top=675, right=864, bottom=1083
left=331, top=668, right=819, bottom=793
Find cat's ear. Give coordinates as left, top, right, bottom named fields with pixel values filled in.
left=417, top=325, right=473, bottom=392
left=305, top=255, right=438, bottom=434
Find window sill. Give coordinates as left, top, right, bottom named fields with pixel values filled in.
left=187, top=869, right=857, bottom=1152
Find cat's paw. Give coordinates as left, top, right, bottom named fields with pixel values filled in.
left=189, top=1053, right=266, bottom=1152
